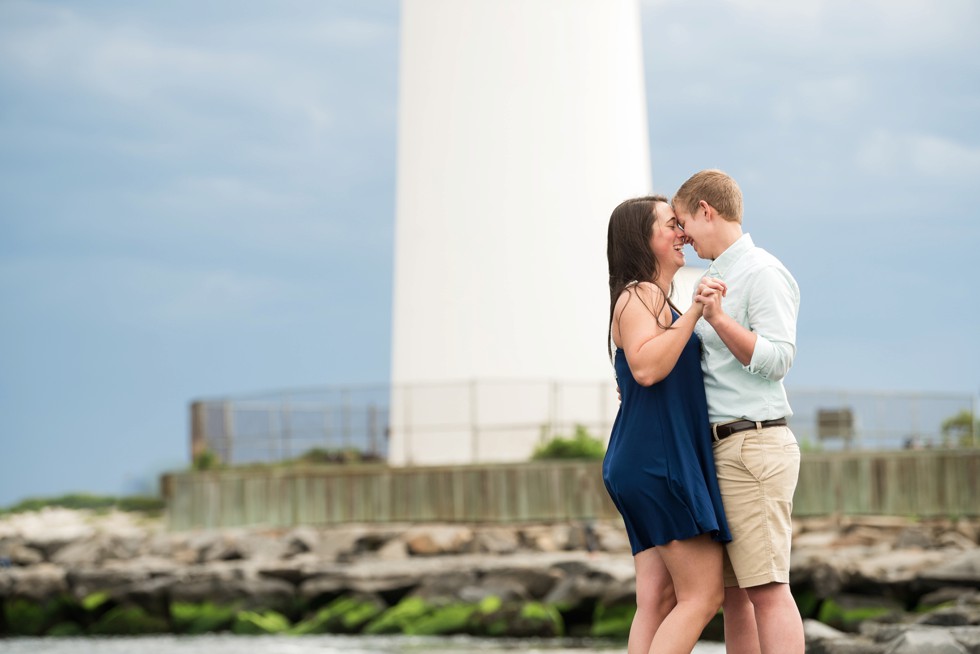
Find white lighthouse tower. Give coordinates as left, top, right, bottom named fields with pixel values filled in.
left=389, top=0, right=655, bottom=465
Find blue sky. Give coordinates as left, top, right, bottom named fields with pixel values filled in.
left=1, top=0, right=978, bottom=506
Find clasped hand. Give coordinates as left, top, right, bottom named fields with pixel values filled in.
left=694, top=276, right=727, bottom=321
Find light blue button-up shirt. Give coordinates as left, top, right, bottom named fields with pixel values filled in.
left=694, top=234, right=800, bottom=424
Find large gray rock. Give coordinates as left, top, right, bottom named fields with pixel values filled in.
left=199, top=531, right=249, bottom=563
left=895, top=526, right=936, bottom=549
left=66, top=558, right=177, bottom=598
left=299, top=573, right=348, bottom=602
left=52, top=537, right=108, bottom=567
left=374, top=538, right=409, bottom=561
left=918, top=587, right=980, bottom=608
left=110, top=576, right=176, bottom=614
left=349, top=528, right=405, bottom=559
left=883, top=628, right=968, bottom=653
left=953, top=520, right=980, bottom=545
left=919, top=550, right=980, bottom=589
left=851, top=549, right=949, bottom=600
left=915, top=604, right=980, bottom=627
left=458, top=576, right=529, bottom=604
left=480, top=567, right=562, bottom=599
left=803, top=619, right=888, bottom=654
left=256, top=561, right=310, bottom=585
left=472, top=527, right=521, bottom=555
left=939, top=532, right=980, bottom=551
left=409, top=570, right=478, bottom=603
left=6, top=564, right=68, bottom=600
left=805, top=618, right=851, bottom=642
left=542, top=572, right=614, bottom=609
left=947, top=626, right=980, bottom=653
left=592, top=522, right=631, bottom=553
left=403, top=525, right=474, bottom=556
left=0, top=539, right=43, bottom=566
left=311, top=526, right=373, bottom=562
left=23, top=524, right=95, bottom=559
left=282, top=526, right=319, bottom=558
left=795, top=530, right=841, bottom=550
left=169, top=564, right=295, bottom=611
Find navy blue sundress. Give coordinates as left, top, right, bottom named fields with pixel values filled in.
left=602, top=309, right=732, bottom=554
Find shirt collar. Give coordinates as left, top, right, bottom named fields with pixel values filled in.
left=710, top=233, right=753, bottom=278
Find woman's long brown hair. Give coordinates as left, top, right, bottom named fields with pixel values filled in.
left=606, top=195, right=679, bottom=361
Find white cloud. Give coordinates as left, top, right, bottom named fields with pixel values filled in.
left=0, top=255, right=302, bottom=327
left=643, top=0, right=978, bottom=56
left=855, top=129, right=980, bottom=180
left=771, top=75, right=868, bottom=126
left=0, top=3, right=384, bottom=142
left=309, top=18, right=394, bottom=47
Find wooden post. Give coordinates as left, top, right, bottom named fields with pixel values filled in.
left=190, top=401, right=208, bottom=462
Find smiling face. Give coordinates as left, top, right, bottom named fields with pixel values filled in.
left=649, top=201, right=686, bottom=273
left=673, top=201, right=708, bottom=259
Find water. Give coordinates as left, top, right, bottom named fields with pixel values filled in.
left=0, top=635, right=726, bottom=653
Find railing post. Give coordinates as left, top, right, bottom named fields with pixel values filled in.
left=404, top=384, right=414, bottom=465
left=281, top=398, right=292, bottom=461
left=342, top=388, right=351, bottom=452
left=325, top=404, right=334, bottom=453
left=973, top=391, right=979, bottom=448
left=368, top=404, right=378, bottom=458
left=268, top=410, right=276, bottom=462
left=470, top=379, right=479, bottom=463
left=550, top=381, right=559, bottom=438
left=221, top=401, right=234, bottom=464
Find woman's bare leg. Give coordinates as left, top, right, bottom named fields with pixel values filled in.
left=648, top=534, right=725, bottom=654
left=629, top=547, right=676, bottom=653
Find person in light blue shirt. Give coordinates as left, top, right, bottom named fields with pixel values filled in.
left=673, top=169, right=804, bottom=654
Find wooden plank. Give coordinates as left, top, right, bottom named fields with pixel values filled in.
left=163, top=451, right=980, bottom=530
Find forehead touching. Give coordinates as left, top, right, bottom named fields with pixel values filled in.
left=652, top=201, right=677, bottom=226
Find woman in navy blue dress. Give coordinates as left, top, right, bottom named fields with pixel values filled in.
left=603, top=195, right=731, bottom=654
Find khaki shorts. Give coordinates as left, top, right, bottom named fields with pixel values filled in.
left=712, top=425, right=801, bottom=588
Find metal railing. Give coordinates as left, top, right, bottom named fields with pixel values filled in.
left=188, top=382, right=978, bottom=466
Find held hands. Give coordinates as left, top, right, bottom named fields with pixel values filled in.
left=694, top=276, right=727, bottom=322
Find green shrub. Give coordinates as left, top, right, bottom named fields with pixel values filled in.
left=116, top=495, right=165, bottom=513
left=941, top=410, right=979, bottom=447
left=4, top=598, right=51, bottom=636
left=406, top=603, right=475, bottom=636
left=517, top=602, right=564, bottom=637
left=469, top=600, right=565, bottom=638
left=591, top=601, right=635, bottom=639
left=363, top=597, right=432, bottom=635
left=80, top=592, right=112, bottom=613
left=89, top=605, right=169, bottom=635
left=532, top=425, right=605, bottom=460
left=817, top=597, right=896, bottom=632
left=794, top=589, right=821, bottom=619
left=0, top=494, right=163, bottom=516
left=171, top=602, right=238, bottom=634
left=192, top=450, right=220, bottom=471
left=231, top=610, right=290, bottom=635
left=47, top=622, right=85, bottom=637
left=290, top=595, right=385, bottom=635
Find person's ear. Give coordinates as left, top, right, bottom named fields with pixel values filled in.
left=698, top=200, right=712, bottom=220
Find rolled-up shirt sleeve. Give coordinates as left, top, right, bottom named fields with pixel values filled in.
left=744, top=265, right=800, bottom=381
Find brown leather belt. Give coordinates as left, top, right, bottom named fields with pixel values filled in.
left=712, top=418, right=787, bottom=441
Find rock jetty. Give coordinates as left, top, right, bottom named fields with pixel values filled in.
left=1, top=509, right=978, bottom=652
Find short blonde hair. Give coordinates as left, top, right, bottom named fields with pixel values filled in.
left=673, top=169, right=743, bottom=223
